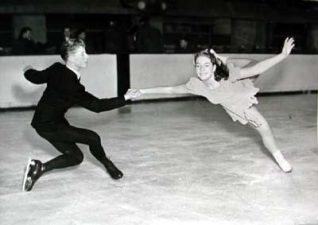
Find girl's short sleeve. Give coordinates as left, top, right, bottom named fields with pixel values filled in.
left=227, top=63, right=241, bottom=80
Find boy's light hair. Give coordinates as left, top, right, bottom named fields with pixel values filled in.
left=60, top=38, right=85, bottom=61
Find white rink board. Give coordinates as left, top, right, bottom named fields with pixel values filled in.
left=0, top=54, right=117, bottom=108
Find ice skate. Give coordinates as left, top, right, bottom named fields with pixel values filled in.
left=273, top=151, right=292, bottom=173
left=23, top=159, right=44, bottom=191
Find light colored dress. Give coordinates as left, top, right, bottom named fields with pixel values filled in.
left=185, top=63, right=261, bottom=126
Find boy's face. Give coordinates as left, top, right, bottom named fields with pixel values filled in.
left=68, top=46, right=89, bottom=68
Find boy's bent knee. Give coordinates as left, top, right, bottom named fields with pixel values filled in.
left=86, top=132, right=101, bottom=145
left=66, top=151, right=84, bottom=165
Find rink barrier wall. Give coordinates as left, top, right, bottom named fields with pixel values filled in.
left=0, top=53, right=317, bottom=108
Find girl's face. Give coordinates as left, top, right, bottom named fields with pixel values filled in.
left=195, top=55, right=216, bottom=81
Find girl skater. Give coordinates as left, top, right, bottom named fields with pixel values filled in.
left=139, top=37, right=295, bottom=173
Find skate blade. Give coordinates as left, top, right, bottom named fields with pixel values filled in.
left=22, top=157, right=32, bottom=192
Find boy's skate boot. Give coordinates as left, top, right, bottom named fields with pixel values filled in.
left=23, top=159, right=44, bottom=191
left=104, top=159, right=123, bottom=180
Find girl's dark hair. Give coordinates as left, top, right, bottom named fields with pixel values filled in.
left=194, top=50, right=229, bottom=81
left=60, top=38, right=85, bottom=61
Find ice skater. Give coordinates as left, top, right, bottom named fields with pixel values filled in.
left=138, top=37, right=295, bottom=173
left=22, top=38, right=140, bottom=191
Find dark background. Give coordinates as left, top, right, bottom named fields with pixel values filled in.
left=0, top=0, right=318, bottom=55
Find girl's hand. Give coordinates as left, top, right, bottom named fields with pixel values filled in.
left=281, top=37, right=295, bottom=57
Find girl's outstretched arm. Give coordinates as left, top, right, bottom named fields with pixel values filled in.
left=140, top=84, right=190, bottom=95
left=239, top=37, right=295, bottom=79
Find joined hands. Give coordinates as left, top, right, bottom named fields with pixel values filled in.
left=124, top=89, right=142, bottom=100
